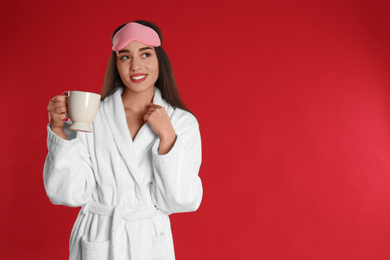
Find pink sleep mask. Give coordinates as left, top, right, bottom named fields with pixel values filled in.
left=112, top=22, right=161, bottom=51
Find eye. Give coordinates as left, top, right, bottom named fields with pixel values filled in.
left=120, top=55, right=130, bottom=60
left=142, top=53, right=151, bottom=58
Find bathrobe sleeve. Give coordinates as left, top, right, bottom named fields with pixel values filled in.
left=43, top=122, right=96, bottom=207
left=151, top=110, right=203, bottom=214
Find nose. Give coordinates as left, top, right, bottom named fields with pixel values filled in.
left=130, top=56, right=141, bottom=71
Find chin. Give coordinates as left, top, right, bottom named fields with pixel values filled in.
left=125, top=84, right=155, bottom=93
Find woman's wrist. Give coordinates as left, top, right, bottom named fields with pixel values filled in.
left=158, top=130, right=176, bottom=155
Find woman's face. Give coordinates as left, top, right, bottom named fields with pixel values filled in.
left=116, top=40, right=159, bottom=94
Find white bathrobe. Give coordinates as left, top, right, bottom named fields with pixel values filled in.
left=43, top=87, right=202, bottom=260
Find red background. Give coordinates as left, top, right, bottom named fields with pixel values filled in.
left=1, top=0, right=390, bottom=259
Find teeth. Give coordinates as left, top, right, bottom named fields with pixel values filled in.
left=132, top=75, right=146, bottom=80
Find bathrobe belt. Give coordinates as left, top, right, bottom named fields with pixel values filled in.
left=82, top=201, right=160, bottom=259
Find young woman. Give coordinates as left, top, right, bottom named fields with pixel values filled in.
left=44, top=20, right=202, bottom=260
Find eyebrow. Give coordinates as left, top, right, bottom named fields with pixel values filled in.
left=117, top=47, right=154, bottom=54
left=139, top=47, right=153, bottom=51
left=117, top=49, right=129, bottom=54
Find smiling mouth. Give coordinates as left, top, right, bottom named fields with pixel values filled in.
left=131, top=75, right=146, bottom=80
left=130, top=74, right=147, bottom=83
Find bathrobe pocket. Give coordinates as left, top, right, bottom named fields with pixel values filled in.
left=141, top=231, right=167, bottom=260
left=81, top=236, right=110, bottom=260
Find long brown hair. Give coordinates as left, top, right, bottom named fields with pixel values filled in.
left=101, top=20, right=189, bottom=112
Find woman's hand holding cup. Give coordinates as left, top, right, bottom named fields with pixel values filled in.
left=47, top=91, right=69, bottom=139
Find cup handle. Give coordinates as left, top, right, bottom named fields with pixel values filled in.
left=63, top=90, right=69, bottom=118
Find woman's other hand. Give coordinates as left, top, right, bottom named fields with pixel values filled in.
left=143, top=104, right=176, bottom=154
left=47, top=91, right=68, bottom=140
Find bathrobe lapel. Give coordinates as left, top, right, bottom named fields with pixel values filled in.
left=103, top=89, right=142, bottom=188
left=102, top=87, right=175, bottom=189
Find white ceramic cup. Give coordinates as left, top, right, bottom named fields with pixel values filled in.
left=68, top=91, right=101, bottom=132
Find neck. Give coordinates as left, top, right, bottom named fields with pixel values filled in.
left=121, top=87, right=155, bottom=113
